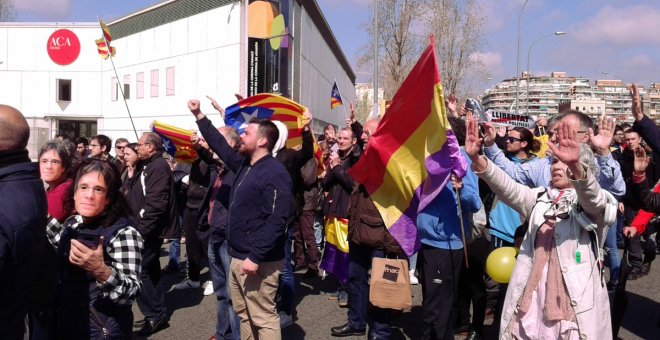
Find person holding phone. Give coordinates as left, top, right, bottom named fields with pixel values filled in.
left=46, top=160, right=143, bottom=339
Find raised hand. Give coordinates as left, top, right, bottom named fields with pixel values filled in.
left=547, top=120, right=581, bottom=175
left=446, top=94, right=458, bottom=117
left=631, top=83, right=643, bottom=121
left=589, top=115, right=614, bottom=154
left=188, top=99, right=204, bottom=120
left=206, top=95, right=225, bottom=118
left=481, top=122, right=497, bottom=147
left=465, top=112, right=487, bottom=171
left=633, top=146, right=649, bottom=175
left=302, top=110, right=313, bottom=131
left=496, top=125, right=507, bottom=138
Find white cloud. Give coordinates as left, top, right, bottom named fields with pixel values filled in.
left=15, top=0, right=71, bottom=18
left=571, top=5, right=660, bottom=46
left=470, top=51, right=504, bottom=76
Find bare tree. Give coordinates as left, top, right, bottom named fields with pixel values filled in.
left=357, top=0, right=425, bottom=99
left=0, top=0, right=16, bottom=22
left=423, top=0, right=488, bottom=97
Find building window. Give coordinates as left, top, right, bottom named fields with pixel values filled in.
left=56, top=79, right=71, bottom=102
left=111, top=77, right=118, bottom=101
left=123, top=75, right=131, bottom=99
left=136, top=72, right=144, bottom=99
left=166, top=67, right=175, bottom=96
left=151, top=69, right=159, bottom=97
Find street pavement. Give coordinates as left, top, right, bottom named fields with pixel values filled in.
left=133, top=245, right=659, bottom=340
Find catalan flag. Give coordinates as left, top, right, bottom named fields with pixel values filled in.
left=95, top=38, right=115, bottom=59
left=151, top=121, right=198, bottom=163
left=224, top=93, right=324, bottom=173
left=331, top=81, right=343, bottom=109
left=348, top=38, right=466, bottom=256
left=96, top=19, right=116, bottom=59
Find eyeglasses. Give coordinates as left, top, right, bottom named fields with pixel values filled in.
left=547, top=130, right=587, bottom=139
left=76, top=184, right=107, bottom=196
left=506, top=137, right=521, bottom=143
left=39, top=159, right=62, bottom=166
left=136, top=143, right=151, bottom=148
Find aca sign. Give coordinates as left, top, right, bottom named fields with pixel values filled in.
left=47, top=29, right=80, bottom=66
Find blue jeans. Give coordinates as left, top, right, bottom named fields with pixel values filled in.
left=348, top=242, right=392, bottom=338
left=616, top=212, right=625, bottom=247
left=604, top=223, right=620, bottom=283
left=278, top=224, right=296, bottom=315
left=208, top=236, right=240, bottom=340
left=409, top=252, right=418, bottom=272
left=168, top=238, right=181, bottom=269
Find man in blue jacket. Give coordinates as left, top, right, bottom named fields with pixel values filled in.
left=0, top=105, right=47, bottom=340
left=189, top=99, right=292, bottom=340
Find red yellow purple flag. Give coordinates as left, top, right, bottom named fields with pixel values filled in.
left=348, top=38, right=466, bottom=256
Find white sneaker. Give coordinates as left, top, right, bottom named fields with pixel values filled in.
left=203, top=280, right=214, bottom=296
left=171, top=279, right=200, bottom=290
left=409, top=269, right=419, bottom=285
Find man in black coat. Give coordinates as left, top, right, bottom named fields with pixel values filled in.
left=134, top=132, right=176, bottom=335
left=0, top=105, right=47, bottom=340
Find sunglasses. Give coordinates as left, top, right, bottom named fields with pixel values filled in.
left=506, top=137, right=521, bottom=143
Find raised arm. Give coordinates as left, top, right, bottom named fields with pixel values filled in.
left=189, top=99, right=245, bottom=172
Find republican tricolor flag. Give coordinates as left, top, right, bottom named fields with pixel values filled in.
left=330, top=81, right=343, bottom=109
left=348, top=38, right=467, bottom=256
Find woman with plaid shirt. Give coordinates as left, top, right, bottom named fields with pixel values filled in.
left=46, top=160, right=143, bottom=339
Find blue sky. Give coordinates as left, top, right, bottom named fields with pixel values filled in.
left=14, top=0, right=660, bottom=90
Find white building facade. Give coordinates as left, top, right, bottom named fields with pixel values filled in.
left=0, top=0, right=356, bottom=158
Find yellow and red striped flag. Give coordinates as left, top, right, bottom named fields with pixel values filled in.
left=96, top=19, right=116, bottom=59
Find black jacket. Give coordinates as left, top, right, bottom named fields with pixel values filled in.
left=275, top=129, right=314, bottom=219
left=632, top=177, right=660, bottom=214
left=322, top=146, right=360, bottom=219
left=619, top=147, right=660, bottom=208
left=134, top=153, right=177, bottom=240
left=197, top=117, right=292, bottom=264
left=0, top=152, right=47, bottom=339
left=633, top=115, right=660, bottom=158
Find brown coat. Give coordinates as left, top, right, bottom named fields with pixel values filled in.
left=347, top=184, right=402, bottom=255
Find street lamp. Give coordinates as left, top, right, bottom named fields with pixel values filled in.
left=526, top=31, right=566, bottom=114
left=514, top=0, right=530, bottom=114
left=601, top=71, right=625, bottom=116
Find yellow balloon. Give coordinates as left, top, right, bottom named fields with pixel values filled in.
left=486, top=247, right=518, bottom=283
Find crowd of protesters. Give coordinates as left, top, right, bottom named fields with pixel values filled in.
left=0, top=83, right=659, bottom=340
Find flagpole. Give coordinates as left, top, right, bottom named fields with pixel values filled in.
left=98, top=17, right=139, bottom=141
left=455, top=186, right=469, bottom=268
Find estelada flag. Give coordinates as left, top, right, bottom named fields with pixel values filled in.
left=151, top=121, right=198, bottom=163
left=348, top=37, right=467, bottom=256
left=224, top=93, right=324, bottom=173
left=331, top=81, right=343, bottom=109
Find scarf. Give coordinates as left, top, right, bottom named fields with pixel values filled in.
left=518, top=188, right=577, bottom=322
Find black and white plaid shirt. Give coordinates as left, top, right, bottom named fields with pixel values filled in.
left=46, top=215, right=143, bottom=305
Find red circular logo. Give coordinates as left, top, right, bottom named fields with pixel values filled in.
left=47, top=29, right=80, bottom=66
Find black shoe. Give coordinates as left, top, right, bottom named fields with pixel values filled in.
left=641, top=262, right=652, bottom=275
left=466, top=331, right=483, bottom=340
left=137, top=318, right=170, bottom=336
left=628, top=268, right=643, bottom=281
left=331, top=323, right=366, bottom=337
left=302, top=268, right=319, bottom=278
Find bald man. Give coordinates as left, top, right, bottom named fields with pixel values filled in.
left=0, top=105, right=48, bottom=339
